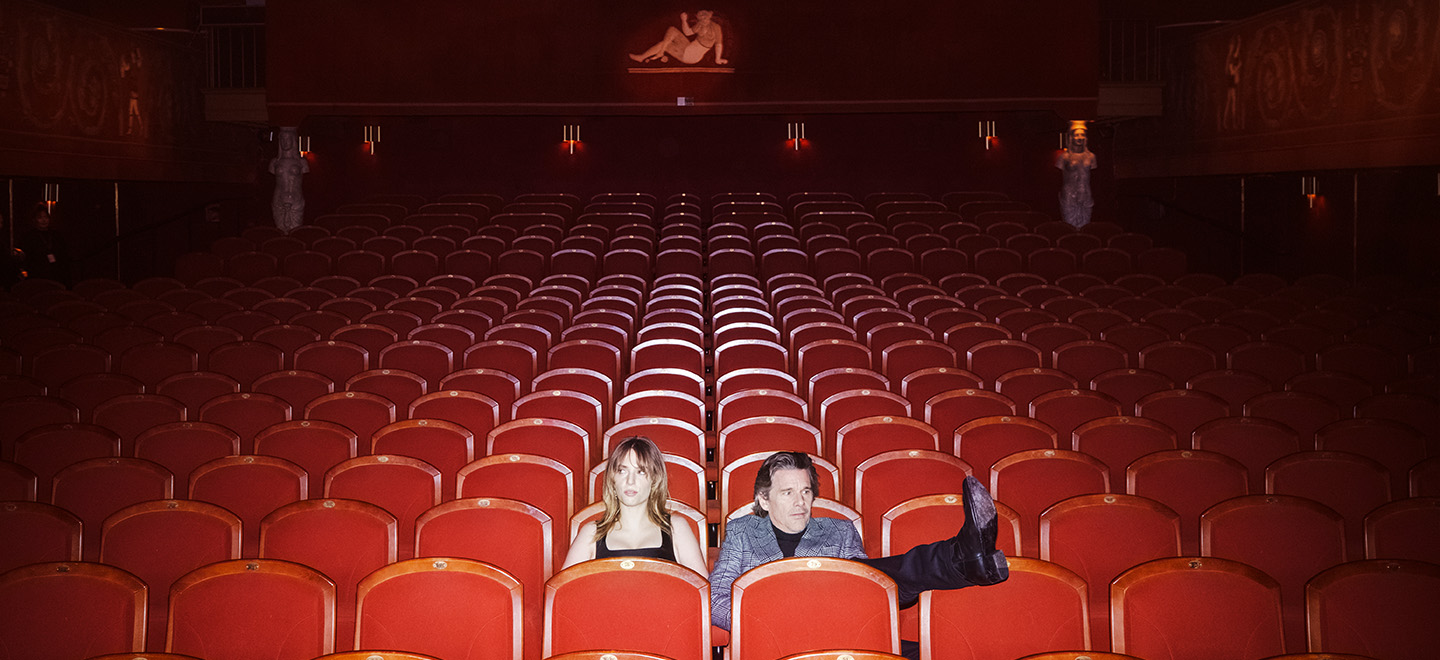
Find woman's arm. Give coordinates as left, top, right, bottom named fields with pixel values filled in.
left=670, top=513, right=708, bottom=575
left=560, top=521, right=598, bottom=570
left=680, top=12, right=694, bottom=36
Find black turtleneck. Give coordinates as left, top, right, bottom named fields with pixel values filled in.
left=773, top=523, right=805, bottom=557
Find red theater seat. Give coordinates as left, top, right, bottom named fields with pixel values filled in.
left=730, top=557, right=899, bottom=660
left=853, top=449, right=971, bottom=557
left=100, top=499, right=240, bottom=651
left=1111, top=556, right=1284, bottom=660
left=1200, top=494, right=1347, bottom=654
left=167, top=558, right=334, bottom=660
left=545, top=557, right=711, bottom=660
left=1040, top=493, right=1181, bottom=651
left=920, top=558, right=1089, bottom=660
left=0, top=501, right=81, bottom=574
left=259, top=498, right=396, bottom=652
left=1306, top=559, right=1440, bottom=660
left=1191, top=416, right=1299, bottom=492
left=0, top=561, right=146, bottom=660
left=991, top=448, right=1110, bottom=557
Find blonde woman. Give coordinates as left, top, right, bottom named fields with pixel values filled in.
left=562, top=436, right=708, bottom=575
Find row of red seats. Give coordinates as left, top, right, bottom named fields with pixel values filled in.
left=5, top=369, right=1435, bottom=508
left=8, top=434, right=1436, bottom=564
left=5, top=493, right=1436, bottom=659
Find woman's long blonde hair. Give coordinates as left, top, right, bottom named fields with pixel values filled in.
left=596, top=436, right=672, bottom=538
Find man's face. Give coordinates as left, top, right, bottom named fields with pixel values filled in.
left=758, top=467, right=814, bottom=534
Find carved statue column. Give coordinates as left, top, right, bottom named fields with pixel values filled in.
left=1055, top=120, right=1096, bottom=228
left=268, top=127, right=308, bottom=233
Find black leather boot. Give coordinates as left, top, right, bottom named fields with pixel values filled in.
left=951, top=475, right=1008, bottom=586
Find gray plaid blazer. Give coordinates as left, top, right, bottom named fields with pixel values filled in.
left=708, top=514, right=867, bottom=629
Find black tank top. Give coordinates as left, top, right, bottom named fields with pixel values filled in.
left=596, top=531, right=676, bottom=561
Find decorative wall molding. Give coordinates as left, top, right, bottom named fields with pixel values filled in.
left=0, top=0, right=254, bottom=181
left=1115, top=0, right=1440, bottom=177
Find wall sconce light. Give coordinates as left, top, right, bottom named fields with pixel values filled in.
left=298, top=135, right=311, bottom=156
left=364, top=125, right=381, bottom=155
left=563, top=124, right=581, bottom=155
left=1302, top=175, right=1318, bottom=207
left=43, top=183, right=60, bottom=211
left=787, top=122, right=806, bottom=151
left=979, top=120, right=997, bottom=150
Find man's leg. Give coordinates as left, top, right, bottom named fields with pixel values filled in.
left=860, top=476, right=1008, bottom=605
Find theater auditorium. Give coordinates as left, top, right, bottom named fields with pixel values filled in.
left=1, top=1, right=1437, bottom=660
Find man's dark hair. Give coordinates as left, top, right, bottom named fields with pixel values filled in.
left=751, top=451, right=821, bottom=516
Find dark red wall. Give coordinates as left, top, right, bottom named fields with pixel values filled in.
left=266, top=0, right=1098, bottom=121
left=293, top=111, right=1090, bottom=218
left=1116, top=168, right=1440, bottom=282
